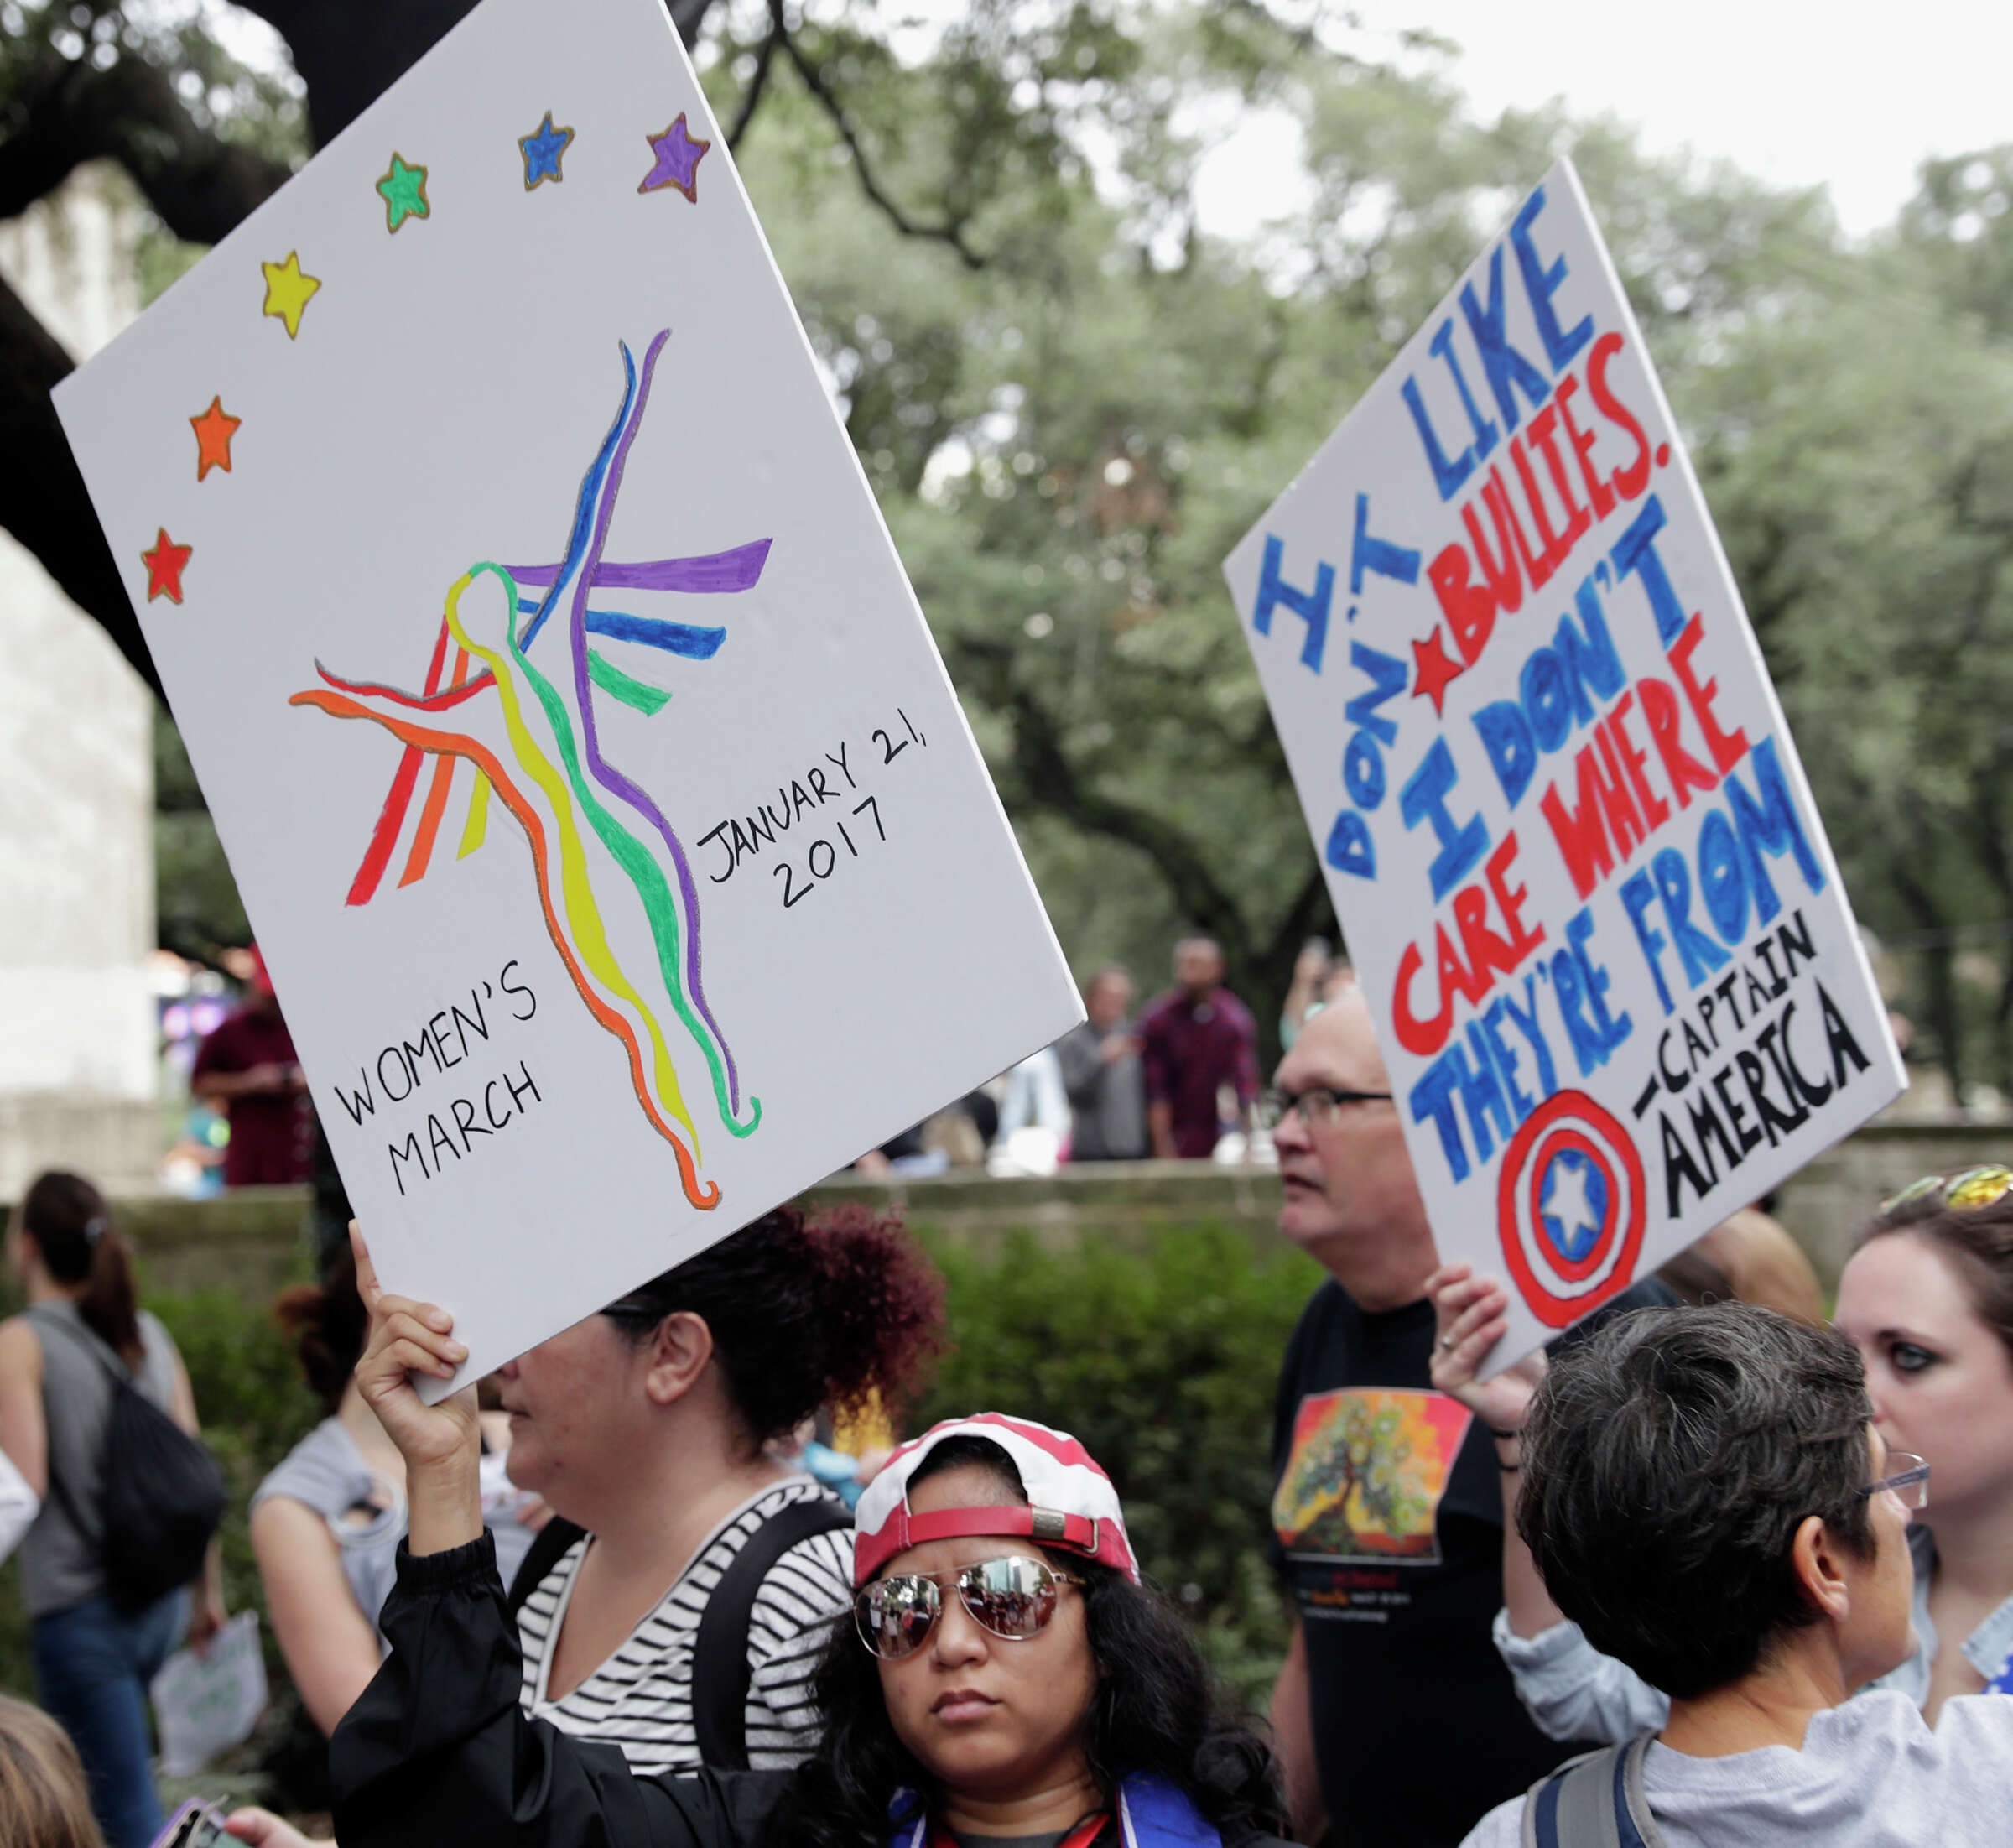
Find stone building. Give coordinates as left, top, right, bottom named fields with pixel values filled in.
left=0, top=165, right=160, bottom=1198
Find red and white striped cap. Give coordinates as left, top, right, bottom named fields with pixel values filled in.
left=852, top=1413, right=1137, bottom=1586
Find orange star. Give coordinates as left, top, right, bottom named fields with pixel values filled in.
left=142, top=528, right=194, bottom=603
left=190, top=396, right=241, bottom=481
left=1411, top=625, right=1464, bottom=716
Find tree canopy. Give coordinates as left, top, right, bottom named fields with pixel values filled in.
left=5, top=0, right=2013, bottom=1092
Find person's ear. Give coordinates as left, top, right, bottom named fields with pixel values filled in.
left=1790, top=1512, right=1853, bottom=1622
left=642, top=1310, right=714, bottom=1406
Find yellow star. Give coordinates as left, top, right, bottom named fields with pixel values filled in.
left=260, top=250, right=322, bottom=340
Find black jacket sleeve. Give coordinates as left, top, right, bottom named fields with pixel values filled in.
left=330, top=1531, right=788, bottom=1848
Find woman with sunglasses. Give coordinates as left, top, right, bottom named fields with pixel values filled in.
left=325, top=1233, right=1291, bottom=1848
left=1427, top=1163, right=2013, bottom=1745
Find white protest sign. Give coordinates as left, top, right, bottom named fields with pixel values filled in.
left=1225, top=159, right=1903, bottom=1367
left=55, top=0, right=1080, bottom=1391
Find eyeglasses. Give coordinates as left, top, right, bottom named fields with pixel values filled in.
left=1252, top=1085, right=1393, bottom=1131
left=1858, top=1451, right=1930, bottom=1512
left=854, top=1554, right=1083, bottom=1660
left=1879, top=1166, right=2013, bottom=1214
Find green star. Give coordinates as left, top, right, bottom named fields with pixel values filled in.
left=376, top=153, right=430, bottom=232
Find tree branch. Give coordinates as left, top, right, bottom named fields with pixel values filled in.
left=727, top=23, right=782, bottom=149
left=0, top=270, right=159, bottom=696
left=0, top=50, right=293, bottom=242
left=772, top=1, right=986, bottom=270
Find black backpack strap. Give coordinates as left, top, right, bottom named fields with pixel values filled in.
left=1522, top=1734, right=1661, bottom=1848
left=692, top=1494, right=850, bottom=1770
left=504, top=1516, right=589, bottom=1620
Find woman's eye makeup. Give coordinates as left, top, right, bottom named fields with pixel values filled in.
left=1890, top=1340, right=1939, bottom=1374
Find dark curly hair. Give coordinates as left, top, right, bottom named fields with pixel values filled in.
left=760, top=1436, right=1285, bottom=1848
left=1856, top=1178, right=2013, bottom=1363
left=1518, top=1303, right=1875, bottom=1701
left=273, top=1240, right=370, bottom=1417
left=601, top=1202, right=944, bottom=1450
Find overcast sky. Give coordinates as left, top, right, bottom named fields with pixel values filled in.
left=1339, top=1, right=2012, bottom=236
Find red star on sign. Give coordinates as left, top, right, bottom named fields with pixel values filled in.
left=190, top=396, right=241, bottom=481
left=142, top=528, right=194, bottom=603
left=1411, top=625, right=1464, bottom=716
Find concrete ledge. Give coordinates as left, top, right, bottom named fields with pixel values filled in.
left=6, top=1118, right=2001, bottom=1304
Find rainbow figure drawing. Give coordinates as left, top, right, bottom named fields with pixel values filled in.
left=291, top=330, right=764, bottom=1210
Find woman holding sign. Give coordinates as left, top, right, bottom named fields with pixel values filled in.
left=1429, top=1164, right=2013, bottom=1737
left=317, top=1228, right=1291, bottom=1848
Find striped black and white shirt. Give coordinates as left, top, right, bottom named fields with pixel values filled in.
left=514, top=1475, right=851, bottom=1772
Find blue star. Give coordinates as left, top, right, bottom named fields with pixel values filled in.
left=519, top=111, right=575, bottom=190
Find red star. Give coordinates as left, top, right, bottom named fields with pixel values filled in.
left=190, top=396, right=241, bottom=481
left=142, top=528, right=194, bottom=603
left=1411, top=625, right=1464, bottom=716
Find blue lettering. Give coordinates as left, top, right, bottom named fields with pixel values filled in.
left=1620, top=869, right=1674, bottom=1015
left=1610, top=495, right=1687, bottom=648
left=1352, top=493, right=1422, bottom=594
left=1326, top=809, right=1376, bottom=880
left=1401, top=738, right=1491, bottom=901
left=1344, top=640, right=1408, bottom=746
left=1459, top=244, right=1555, bottom=431
left=1409, top=1049, right=1471, bottom=1183
left=1652, top=846, right=1732, bottom=988
left=1252, top=534, right=1334, bottom=672
left=1697, top=809, right=1749, bottom=945
left=1473, top=701, right=1537, bottom=809
left=1510, top=184, right=1594, bottom=372
left=1344, top=731, right=1386, bottom=810
left=1725, top=737, right=1827, bottom=923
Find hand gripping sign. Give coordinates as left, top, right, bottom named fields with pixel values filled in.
left=1224, top=159, right=1904, bottom=1369
left=53, top=0, right=1080, bottom=1393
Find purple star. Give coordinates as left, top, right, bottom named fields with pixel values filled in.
left=638, top=112, right=711, bottom=202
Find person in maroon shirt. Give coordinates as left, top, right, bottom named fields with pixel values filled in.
left=191, top=948, right=312, bottom=1187
left=1137, top=937, right=1260, bottom=1159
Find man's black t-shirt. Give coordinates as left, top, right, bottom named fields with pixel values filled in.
left=1267, top=1277, right=1673, bottom=1848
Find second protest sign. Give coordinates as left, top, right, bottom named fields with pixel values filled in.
left=1225, top=158, right=1904, bottom=1366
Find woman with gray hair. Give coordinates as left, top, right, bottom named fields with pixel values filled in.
left=1433, top=1166, right=2013, bottom=1746
left=1446, top=1300, right=2010, bottom=1845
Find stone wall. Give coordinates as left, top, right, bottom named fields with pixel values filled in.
left=0, top=165, right=159, bottom=1199
left=26, top=1118, right=2005, bottom=1307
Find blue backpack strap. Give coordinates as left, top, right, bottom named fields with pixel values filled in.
left=1521, top=1735, right=1662, bottom=1848
left=884, top=1790, right=928, bottom=1848
left=1115, top=1773, right=1221, bottom=1848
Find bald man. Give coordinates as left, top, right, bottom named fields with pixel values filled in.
left=1262, top=991, right=1671, bottom=1848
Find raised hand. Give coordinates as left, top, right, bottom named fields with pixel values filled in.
left=350, top=1221, right=480, bottom=1474
left=1426, top=1262, right=1546, bottom=1435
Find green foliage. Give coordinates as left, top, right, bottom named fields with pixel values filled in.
left=916, top=1224, right=1319, bottom=1704
left=155, top=710, right=248, bottom=959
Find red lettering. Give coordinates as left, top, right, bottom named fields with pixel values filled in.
left=1428, top=544, right=1496, bottom=665
left=1436, top=919, right=1488, bottom=1009
left=1668, top=614, right=1749, bottom=774
left=1638, top=675, right=1718, bottom=809
left=1466, top=475, right=1524, bottom=615
left=1553, top=374, right=1616, bottom=521
left=1511, top=423, right=1587, bottom=590
left=1594, top=726, right=1651, bottom=861
left=1604, top=690, right=1671, bottom=831
left=1587, top=331, right=1651, bottom=501
left=1484, top=832, right=1547, bottom=961
left=1487, top=462, right=1546, bottom=591
left=1392, top=939, right=1454, bottom=1056
left=1527, top=400, right=1596, bottom=548
left=1541, top=747, right=1618, bottom=901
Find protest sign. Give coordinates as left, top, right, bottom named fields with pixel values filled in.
left=1225, top=159, right=1904, bottom=1368
left=55, top=0, right=1080, bottom=1391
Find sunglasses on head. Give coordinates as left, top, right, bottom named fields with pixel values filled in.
left=854, top=1554, right=1083, bottom=1659
left=1880, top=1165, right=2013, bottom=1215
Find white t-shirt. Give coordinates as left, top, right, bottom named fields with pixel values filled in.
left=515, top=1475, right=850, bottom=1773
left=1461, top=1690, right=2013, bottom=1847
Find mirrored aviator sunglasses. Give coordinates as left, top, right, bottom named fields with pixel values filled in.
left=853, top=1554, right=1084, bottom=1660
left=1880, top=1165, right=2013, bottom=1215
